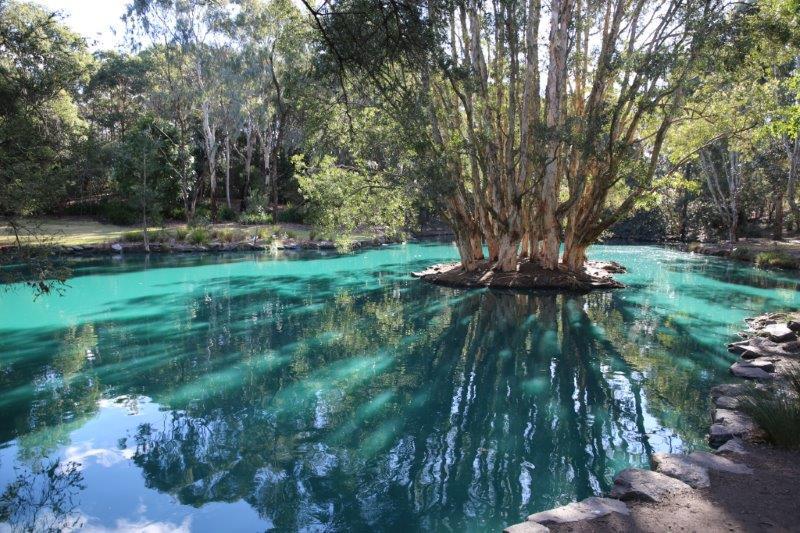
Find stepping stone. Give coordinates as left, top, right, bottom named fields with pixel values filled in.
left=686, top=451, right=753, bottom=475
left=730, top=362, right=773, bottom=379
left=504, top=521, right=550, bottom=533
left=715, top=437, right=747, bottom=455
left=709, top=409, right=758, bottom=447
left=714, top=395, right=739, bottom=409
left=652, top=453, right=710, bottom=488
left=609, top=468, right=692, bottom=503
left=710, top=383, right=750, bottom=399
left=762, top=323, right=796, bottom=343
left=527, top=497, right=628, bottom=525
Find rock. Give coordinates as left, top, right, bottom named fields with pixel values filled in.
left=788, top=320, right=800, bottom=332
left=609, top=468, right=692, bottom=503
left=527, top=497, right=629, bottom=525
left=111, top=243, right=123, bottom=252
left=709, top=409, right=758, bottom=447
left=746, top=358, right=776, bottom=372
left=710, top=383, right=750, bottom=399
left=728, top=340, right=752, bottom=354
left=782, top=340, right=800, bottom=353
left=762, top=323, right=796, bottom=343
left=652, top=453, right=710, bottom=489
left=503, top=521, right=550, bottom=533
left=730, top=361, right=774, bottom=379
left=686, top=451, right=753, bottom=475
left=713, top=395, right=739, bottom=409
left=715, top=437, right=748, bottom=455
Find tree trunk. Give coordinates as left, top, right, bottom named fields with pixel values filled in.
left=455, top=228, right=484, bottom=271
left=141, top=145, right=150, bottom=253
left=495, top=233, right=519, bottom=272
left=773, top=190, right=784, bottom=241
left=224, top=134, right=232, bottom=209
left=562, top=242, right=587, bottom=272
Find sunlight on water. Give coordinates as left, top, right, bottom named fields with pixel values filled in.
left=1, top=243, right=799, bottom=531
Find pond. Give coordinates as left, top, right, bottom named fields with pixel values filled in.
left=1, top=243, right=799, bottom=532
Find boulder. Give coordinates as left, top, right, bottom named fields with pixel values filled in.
left=527, top=497, right=629, bottom=525
left=730, top=362, right=773, bottom=379
left=686, top=451, right=753, bottom=475
left=715, top=437, right=748, bottom=455
left=713, top=395, right=739, bottom=409
left=762, top=323, right=796, bottom=343
left=652, top=453, right=710, bottom=488
left=788, top=320, right=800, bottom=332
left=503, top=521, right=550, bottom=533
left=709, top=409, right=758, bottom=447
left=609, top=468, right=692, bottom=503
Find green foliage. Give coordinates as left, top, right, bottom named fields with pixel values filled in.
left=239, top=209, right=273, bottom=225
left=294, top=155, right=412, bottom=238
left=754, top=251, right=798, bottom=269
left=217, top=205, right=237, bottom=222
left=175, top=227, right=190, bottom=241
left=739, top=367, right=800, bottom=448
left=122, top=230, right=145, bottom=242
left=103, top=201, right=139, bottom=226
left=275, top=204, right=305, bottom=224
left=730, top=247, right=755, bottom=261
left=186, top=227, right=210, bottom=245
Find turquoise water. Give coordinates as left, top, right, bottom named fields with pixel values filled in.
left=1, top=243, right=799, bottom=532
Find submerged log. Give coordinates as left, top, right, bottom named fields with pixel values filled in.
left=411, top=259, right=625, bottom=292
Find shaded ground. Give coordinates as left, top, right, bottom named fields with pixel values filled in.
left=688, top=238, right=800, bottom=269
left=547, top=444, right=800, bottom=533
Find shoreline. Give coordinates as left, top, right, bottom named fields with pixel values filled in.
left=504, top=312, right=800, bottom=532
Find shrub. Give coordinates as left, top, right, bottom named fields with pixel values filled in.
left=276, top=204, right=305, bottom=224
left=257, top=227, right=275, bottom=241
left=175, top=227, right=190, bottom=241
left=121, top=230, right=144, bottom=242
left=213, top=228, right=245, bottom=243
left=738, top=367, right=800, bottom=448
left=187, top=227, right=210, bottom=245
left=754, top=251, right=797, bottom=269
left=284, top=230, right=298, bottom=240
left=103, top=201, right=139, bottom=226
left=730, top=247, right=754, bottom=261
left=217, top=205, right=237, bottom=222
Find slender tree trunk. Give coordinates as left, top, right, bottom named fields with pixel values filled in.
left=774, top=189, right=784, bottom=241
left=142, top=145, right=150, bottom=253
left=224, top=134, right=232, bottom=209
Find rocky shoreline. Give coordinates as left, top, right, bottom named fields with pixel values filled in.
left=503, top=311, right=800, bottom=533
left=412, top=260, right=627, bottom=292
left=1, top=235, right=399, bottom=257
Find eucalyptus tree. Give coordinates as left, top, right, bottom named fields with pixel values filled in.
left=304, top=0, right=722, bottom=274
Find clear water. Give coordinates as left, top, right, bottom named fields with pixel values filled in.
left=1, top=243, right=799, bottom=532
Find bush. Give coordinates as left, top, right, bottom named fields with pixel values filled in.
left=738, top=367, right=800, bottom=448
left=213, top=228, right=245, bottom=243
left=284, top=230, right=298, bottom=240
left=175, top=227, right=190, bottom=241
left=217, top=205, right=237, bottom=222
left=730, top=247, right=754, bottom=261
left=187, top=227, right=210, bottom=245
left=754, top=251, right=798, bottom=269
left=257, top=227, right=275, bottom=241
left=103, top=201, right=139, bottom=226
left=276, top=204, right=305, bottom=224
left=121, top=230, right=144, bottom=242
left=239, top=211, right=273, bottom=225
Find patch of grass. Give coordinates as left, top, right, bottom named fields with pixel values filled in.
left=738, top=367, right=800, bottom=448
left=175, top=227, right=190, bottom=241
left=730, top=247, right=754, bottom=261
left=754, top=251, right=798, bottom=269
left=257, top=227, right=275, bottom=241
left=213, top=228, right=245, bottom=243
left=186, top=227, right=210, bottom=246
left=284, top=230, right=298, bottom=240
left=121, top=230, right=145, bottom=242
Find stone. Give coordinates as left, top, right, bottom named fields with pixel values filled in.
left=652, top=453, right=710, bottom=488
left=527, top=497, right=629, bottom=525
left=714, top=395, right=739, bottom=409
left=782, top=340, right=800, bottom=353
left=788, top=320, right=800, bottom=332
left=111, top=243, right=123, bottom=252
left=503, top=521, right=550, bottom=533
left=715, top=437, right=748, bottom=455
left=686, top=451, right=753, bottom=475
left=762, top=323, right=796, bottom=343
left=609, top=468, right=692, bottom=503
left=709, top=409, right=758, bottom=447
left=730, top=362, right=774, bottom=379
left=710, top=382, right=750, bottom=399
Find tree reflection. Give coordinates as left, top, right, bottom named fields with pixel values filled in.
left=0, top=459, right=85, bottom=532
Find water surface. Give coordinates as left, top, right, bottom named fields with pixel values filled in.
left=1, top=244, right=799, bottom=531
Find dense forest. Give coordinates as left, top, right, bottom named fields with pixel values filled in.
left=1, top=0, right=800, bottom=276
